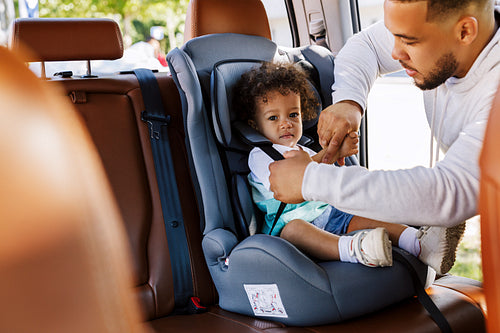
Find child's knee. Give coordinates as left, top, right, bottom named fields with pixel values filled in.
left=280, top=219, right=305, bottom=241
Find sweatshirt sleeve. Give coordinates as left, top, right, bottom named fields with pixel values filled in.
left=302, top=116, right=485, bottom=227
left=332, top=20, right=402, bottom=110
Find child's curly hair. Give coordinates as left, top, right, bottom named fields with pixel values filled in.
left=233, top=62, right=319, bottom=125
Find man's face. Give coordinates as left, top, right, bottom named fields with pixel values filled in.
left=384, top=0, right=459, bottom=90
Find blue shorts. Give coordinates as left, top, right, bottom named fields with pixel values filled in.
left=312, top=205, right=353, bottom=235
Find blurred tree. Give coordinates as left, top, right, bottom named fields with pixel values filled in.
left=37, top=0, right=188, bottom=52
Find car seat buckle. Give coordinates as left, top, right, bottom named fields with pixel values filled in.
left=188, top=296, right=208, bottom=314
left=141, top=110, right=171, bottom=140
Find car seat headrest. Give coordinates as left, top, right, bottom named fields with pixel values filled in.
left=184, top=0, right=271, bottom=43
left=10, top=18, right=123, bottom=62
left=211, top=60, right=321, bottom=149
left=211, top=61, right=262, bottom=147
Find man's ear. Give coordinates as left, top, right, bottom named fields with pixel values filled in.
left=248, top=119, right=258, bottom=130
left=456, top=16, right=478, bottom=45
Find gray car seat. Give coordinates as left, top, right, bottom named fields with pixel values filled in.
left=166, top=32, right=432, bottom=326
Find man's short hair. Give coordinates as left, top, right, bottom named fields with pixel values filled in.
left=391, top=0, right=491, bottom=21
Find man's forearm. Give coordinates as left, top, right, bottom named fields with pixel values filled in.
left=331, top=20, right=401, bottom=110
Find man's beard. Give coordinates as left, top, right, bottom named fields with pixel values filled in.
left=414, top=52, right=458, bottom=90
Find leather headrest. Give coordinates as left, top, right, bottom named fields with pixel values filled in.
left=10, top=18, right=123, bottom=62
left=211, top=60, right=321, bottom=149
left=184, top=0, right=271, bottom=43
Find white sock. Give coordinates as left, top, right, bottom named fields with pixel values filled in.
left=398, top=227, right=421, bottom=257
left=338, top=235, right=358, bottom=263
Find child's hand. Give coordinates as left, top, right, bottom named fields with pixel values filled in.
left=313, top=132, right=358, bottom=164
left=339, top=131, right=359, bottom=159
left=311, top=148, right=328, bottom=163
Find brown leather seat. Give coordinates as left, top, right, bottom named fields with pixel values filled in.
left=10, top=18, right=123, bottom=78
left=479, top=83, right=500, bottom=332
left=10, top=18, right=123, bottom=62
left=0, top=46, right=144, bottom=333
left=10, top=17, right=217, bottom=323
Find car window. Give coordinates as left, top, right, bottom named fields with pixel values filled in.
left=24, top=0, right=189, bottom=76
left=358, top=0, right=427, bottom=170
left=261, top=0, right=293, bottom=47
left=22, top=0, right=292, bottom=77
left=0, top=0, right=15, bottom=45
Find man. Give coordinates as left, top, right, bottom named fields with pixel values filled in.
left=269, top=0, right=500, bottom=231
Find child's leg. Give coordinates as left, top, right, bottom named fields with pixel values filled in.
left=346, top=215, right=463, bottom=275
left=347, top=216, right=407, bottom=245
left=347, top=216, right=420, bottom=257
left=280, top=219, right=392, bottom=267
left=280, top=219, right=341, bottom=260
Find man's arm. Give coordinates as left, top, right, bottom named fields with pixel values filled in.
left=302, top=110, right=488, bottom=227
left=318, top=101, right=362, bottom=164
left=320, top=20, right=401, bottom=163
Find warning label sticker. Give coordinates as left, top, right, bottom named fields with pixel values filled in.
left=244, top=284, right=288, bottom=318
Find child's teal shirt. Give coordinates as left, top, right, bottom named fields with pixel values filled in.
left=248, top=144, right=329, bottom=235
left=248, top=177, right=329, bottom=235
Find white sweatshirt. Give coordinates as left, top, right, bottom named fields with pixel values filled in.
left=302, top=9, right=500, bottom=227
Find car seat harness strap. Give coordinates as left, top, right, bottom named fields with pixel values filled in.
left=393, top=251, right=452, bottom=333
left=133, top=68, right=200, bottom=314
left=252, top=145, right=287, bottom=236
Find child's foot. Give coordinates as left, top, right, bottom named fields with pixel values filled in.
left=417, top=222, right=466, bottom=275
left=349, top=228, right=393, bottom=267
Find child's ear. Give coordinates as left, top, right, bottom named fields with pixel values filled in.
left=248, top=119, right=258, bottom=130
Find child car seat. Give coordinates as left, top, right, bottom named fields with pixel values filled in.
left=166, top=31, right=431, bottom=326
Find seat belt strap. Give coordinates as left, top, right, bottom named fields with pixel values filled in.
left=258, top=145, right=288, bottom=236
left=133, top=68, right=194, bottom=311
left=259, top=145, right=285, bottom=162
left=393, top=251, right=452, bottom=333
left=269, top=202, right=287, bottom=236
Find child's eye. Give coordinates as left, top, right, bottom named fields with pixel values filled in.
left=289, top=112, right=299, bottom=118
left=268, top=115, right=277, bottom=121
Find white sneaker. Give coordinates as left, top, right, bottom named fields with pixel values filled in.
left=349, top=228, right=393, bottom=267
left=417, top=222, right=466, bottom=275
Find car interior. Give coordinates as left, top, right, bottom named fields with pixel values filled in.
left=1, top=0, right=497, bottom=332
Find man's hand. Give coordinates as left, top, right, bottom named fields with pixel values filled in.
left=318, top=101, right=363, bottom=164
left=269, top=148, right=312, bottom=204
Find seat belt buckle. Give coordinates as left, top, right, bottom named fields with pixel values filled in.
left=141, top=110, right=171, bottom=140
left=188, top=296, right=208, bottom=314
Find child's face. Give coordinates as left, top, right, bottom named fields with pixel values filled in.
left=252, top=90, right=303, bottom=147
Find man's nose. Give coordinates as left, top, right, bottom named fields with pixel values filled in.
left=391, top=39, right=409, bottom=61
